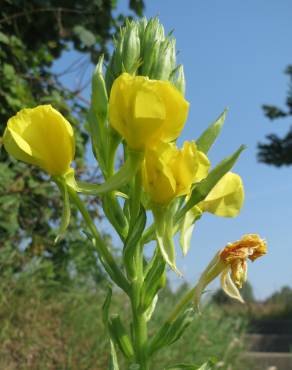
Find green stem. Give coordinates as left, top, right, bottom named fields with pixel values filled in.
left=68, top=187, right=130, bottom=293
left=130, top=241, right=150, bottom=369
left=74, top=150, right=144, bottom=195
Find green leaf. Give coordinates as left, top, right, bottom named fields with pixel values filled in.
left=102, top=193, right=128, bottom=241
left=108, top=314, right=134, bottom=359
left=140, top=249, right=165, bottom=310
left=73, top=25, right=96, bottom=47
left=102, top=286, right=113, bottom=328
left=123, top=206, right=146, bottom=277
left=196, top=109, right=228, bottom=154
left=149, top=308, right=195, bottom=355
left=108, top=340, right=120, bottom=370
left=177, top=145, right=246, bottom=221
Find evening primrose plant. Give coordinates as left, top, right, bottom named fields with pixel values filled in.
left=2, top=17, right=266, bottom=370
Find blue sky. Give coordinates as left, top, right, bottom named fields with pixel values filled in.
left=53, top=0, right=292, bottom=299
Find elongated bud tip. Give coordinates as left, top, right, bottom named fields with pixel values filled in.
left=94, top=54, right=104, bottom=75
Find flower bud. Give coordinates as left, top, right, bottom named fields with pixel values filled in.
left=150, top=38, right=176, bottom=81
left=140, top=18, right=165, bottom=76
left=91, top=54, right=108, bottom=122
left=174, top=65, right=186, bottom=96
left=122, top=20, right=141, bottom=74
left=3, top=105, right=75, bottom=176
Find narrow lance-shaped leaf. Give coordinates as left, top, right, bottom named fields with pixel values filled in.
left=123, top=206, right=146, bottom=278
left=140, top=248, right=166, bottom=310
left=149, top=308, right=195, bottom=355
left=102, top=286, right=113, bottom=328
left=177, top=145, right=246, bottom=222
left=109, top=314, right=134, bottom=359
left=196, top=109, right=228, bottom=154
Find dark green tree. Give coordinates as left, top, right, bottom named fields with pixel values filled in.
left=0, top=0, right=144, bottom=281
left=258, top=65, right=292, bottom=166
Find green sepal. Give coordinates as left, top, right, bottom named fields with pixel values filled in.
left=149, top=308, right=195, bottom=355
left=177, top=145, right=246, bottom=222
left=140, top=248, right=165, bottom=311
left=52, top=176, right=71, bottom=244
left=153, top=202, right=181, bottom=275
left=108, top=314, right=135, bottom=359
left=64, top=151, right=144, bottom=196
left=109, top=340, right=120, bottom=370
left=123, top=206, right=146, bottom=278
left=179, top=206, right=202, bottom=256
left=196, top=109, right=228, bottom=154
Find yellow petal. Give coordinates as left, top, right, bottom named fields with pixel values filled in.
left=3, top=105, right=75, bottom=175
left=109, top=73, right=189, bottom=150
left=142, top=144, right=176, bottom=204
left=199, top=172, right=244, bottom=217
left=170, top=141, right=210, bottom=196
left=149, top=79, right=189, bottom=144
left=142, top=141, right=210, bottom=204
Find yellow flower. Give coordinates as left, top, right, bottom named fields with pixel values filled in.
left=109, top=73, right=189, bottom=150
left=198, top=172, right=244, bottom=217
left=142, top=141, right=210, bottom=204
left=3, top=105, right=75, bottom=176
left=194, top=234, right=267, bottom=307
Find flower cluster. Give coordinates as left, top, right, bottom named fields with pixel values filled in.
left=2, top=21, right=266, bottom=366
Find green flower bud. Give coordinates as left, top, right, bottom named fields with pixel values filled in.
left=140, top=17, right=165, bottom=76
left=150, top=38, right=176, bottom=80
left=137, top=16, right=147, bottom=41
left=92, top=54, right=108, bottom=122
left=174, top=65, right=186, bottom=95
left=122, top=20, right=140, bottom=74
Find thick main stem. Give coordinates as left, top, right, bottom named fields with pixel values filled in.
left=130, top=243, right=150, bottom=370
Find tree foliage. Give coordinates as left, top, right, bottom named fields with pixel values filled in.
left=258, top=65, right=292, bottom=166
left=0, top=0, right=144, bottom=279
